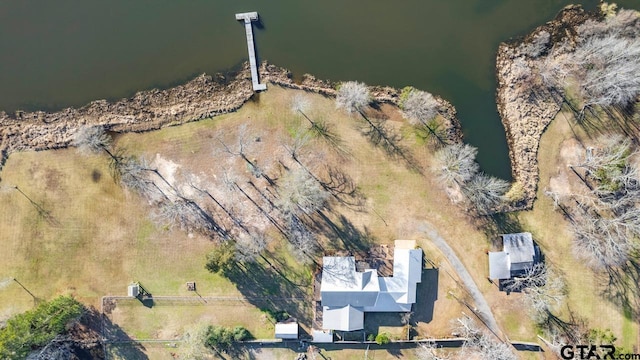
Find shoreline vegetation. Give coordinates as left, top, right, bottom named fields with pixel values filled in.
left=496, top=4, right=600, bottom=210
left=0, top=62, right=463, bottom=175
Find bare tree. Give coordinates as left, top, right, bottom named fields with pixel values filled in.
left=281, top=127, right=312, bottom=163
left=72, top=125, right=112, bottom=155
left=461, top=173, right=510, bottom=214
left=218, top=124, right=253, bottom=163
left=571, top=213, right=633, bottom=270
left=400, top=311, right=413, bottom=326
left=234, top=232, right=269, bottom=263
left=519, top=30, right=551, bottom=58
left=112, top=155, right=165, bottom=201
left=576, top=9, right=639, bottom=42
left=415, top=341, right=449, bottom=360
left=503, top=263, right=566, bottom=323
left=154, top=199, right=202, bottom=231
left=286, top=215, right=317, bottom=263
left=433, top=144, right=480, bottom=187
left=522, top=267, right=566, bottom=324
left=510, top=56, right=537, bottom=94
left=570, top=32, right=640, bottom=110
left=179, top=323, right=212, bottom=360
left=401, top=89, right=439, bottom=125
left=335, top=81, right=370, bottom=114
left=218, top=124, right=274, bottom=185
left=275, top=168, right=329, bottom=219
left=577, top=136, right=637, bottom=198
left=291, top=94, right=343, bottom=151
left=453, top=317, right=516, bottom=360
left=566, top=136, right=640, bottom=270
left=537, top=51, right=574, bottom=92
left=291, top=93, right=314, bottom=125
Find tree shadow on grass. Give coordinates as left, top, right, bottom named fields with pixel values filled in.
left=475, top=212, right=524, bottom=248
left=601, top=258, right=640, bottom=321
left=104, top=343, right=149, bottom=360
left=222, top=260, right=312, bottom=328
left=214, top=339, right=259, bottom=360
left=562, top=98, right=640, bottom=142
left=92, top=306, right=148, bottom=360
left=318, top=166, right=366, bottom=210
left=310, top=212, right=375, bottom=255
left=358, top=115, right=423, bottom=175
left=102, top=325, right=147, bottom=359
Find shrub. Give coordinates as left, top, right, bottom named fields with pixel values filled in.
left=375, top=333, right=391, bottom=345
left=262, top=309, right=290, bottom=323
left=205, top=325, right=252, bottom=350
left=367, top=333, right=376, bottom=342
left=232, top=326, right=251, bottom=342
left=206, top=326, right=233, bottom=350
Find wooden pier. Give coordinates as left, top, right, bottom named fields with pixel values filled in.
left=235, top=12, right=267, bottom=91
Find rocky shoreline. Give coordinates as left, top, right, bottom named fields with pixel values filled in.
left=496, top=5, right=597, bottom=210
left=0, top=62, right=463, bottom=171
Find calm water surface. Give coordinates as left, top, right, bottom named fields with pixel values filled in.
left=1, top=0, right=638, bottom=178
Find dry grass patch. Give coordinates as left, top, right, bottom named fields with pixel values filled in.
left=0, top=84, right=560, bottom=359
left=518, top=112, right=639, bottom=349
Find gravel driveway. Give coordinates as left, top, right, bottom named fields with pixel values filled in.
left=416, top=222, right=501, bottom=336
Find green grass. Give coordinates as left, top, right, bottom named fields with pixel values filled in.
left=622, top=305, right=635, bottom=350
left=108, top=298, right=275, bottom=340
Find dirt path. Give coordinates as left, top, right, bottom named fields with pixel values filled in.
left=415, top=222, right=501, bottom=337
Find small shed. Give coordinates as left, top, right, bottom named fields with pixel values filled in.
left=488, top=232, right=540, bottom=280
left=312, top=329, right=334, bottom=343
left=128, top=283, right=140, bottom=298
left=275, top=322, right=299, bottom=339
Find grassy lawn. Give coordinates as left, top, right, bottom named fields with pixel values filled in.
left=106, top=298, right=276, bottom=340
left=518, top=112, right=639, bottom=350
left=4, top=83, right=634, bottom=359
left=0, top=150, right=234, bottom=310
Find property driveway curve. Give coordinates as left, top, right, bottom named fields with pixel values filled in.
left=416, top=222, right=502, bottom=337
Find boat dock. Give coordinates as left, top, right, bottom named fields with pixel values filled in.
left=235, top=12, right=267, bottom=91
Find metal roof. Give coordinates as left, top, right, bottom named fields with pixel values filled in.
left=322, top=305, right=365, bottom=331
left=321, top=258, right=379, bottom=307
left=502, top=232, right=535, bottom=265
left=320, top=241, right=423, bottom=327
left=275, top=322, right=299, bottom=339
left=489, top=251, right=511, bottom=280
left=312, top=329, right=334, bottom=343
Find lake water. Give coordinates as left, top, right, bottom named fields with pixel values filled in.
left=0, top=0, right=637, bottom=178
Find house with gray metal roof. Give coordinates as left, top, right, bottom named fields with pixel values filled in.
left=320, top=240, right=423, bottom=331
left=488, top=232, right=540, bottom=280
